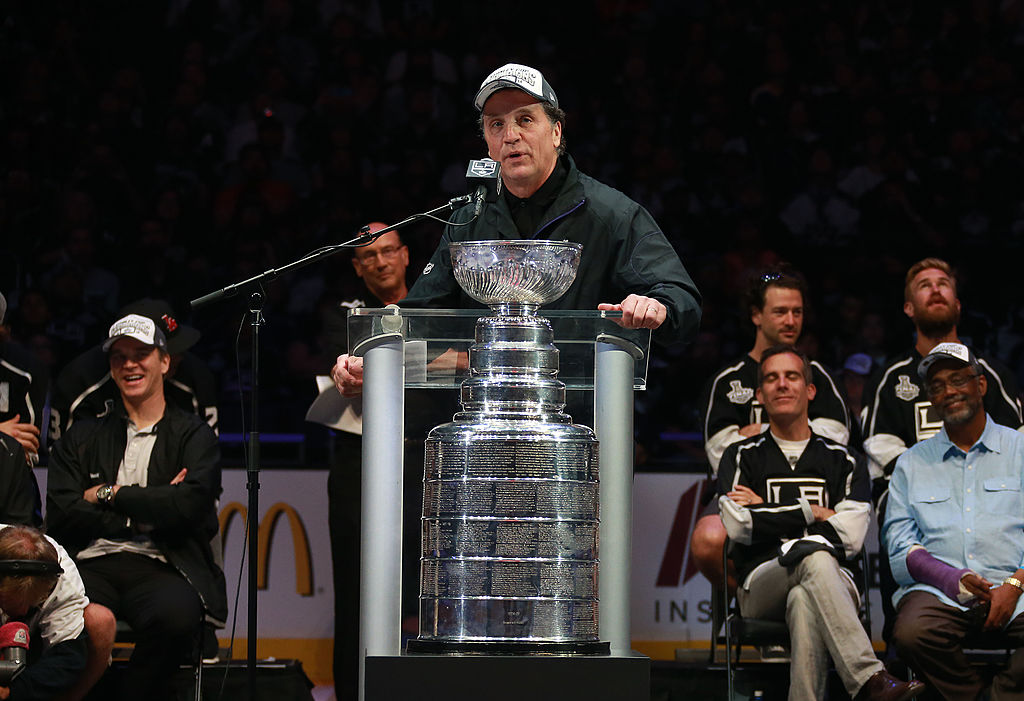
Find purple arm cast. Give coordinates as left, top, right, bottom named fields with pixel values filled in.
left=906, top=547, right=972, bottom=601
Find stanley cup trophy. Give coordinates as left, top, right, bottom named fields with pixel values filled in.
left=407, top=240, right=610, bottom=655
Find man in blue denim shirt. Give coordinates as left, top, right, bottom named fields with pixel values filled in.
left=883, top=342, right=1024, bottom=700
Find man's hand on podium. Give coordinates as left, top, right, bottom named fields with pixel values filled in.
left=597, top=294, right=666, bottom=330
left=331, top=354, right=364, bottom=397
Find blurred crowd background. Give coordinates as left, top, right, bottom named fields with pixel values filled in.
left=4, top=0, right=1024, bottom=471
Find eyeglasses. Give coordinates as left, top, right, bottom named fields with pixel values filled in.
left=354, top=246, right=404, bottom=264
left=926, top=371, right=978, bottom=397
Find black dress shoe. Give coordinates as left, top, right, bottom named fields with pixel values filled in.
left=855, top=670, right=926, bottom=701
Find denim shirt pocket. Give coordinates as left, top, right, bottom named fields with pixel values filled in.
left=982, top=478, right=1022, bottom=510
left=911, top=486, right=952, bottom=535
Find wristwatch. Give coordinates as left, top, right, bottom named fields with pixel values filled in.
left=1004, top=576, right=1024, bottom=592
left=96, top=484, right=115, bottom=505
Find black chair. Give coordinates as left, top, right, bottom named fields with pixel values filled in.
left=113, top=617, right=210, bottom=701
left=721, top=537, right=872, bottom=700
left=902, top=628, right=1015, bottom=690
left=110, top=531, right=224, bottom=700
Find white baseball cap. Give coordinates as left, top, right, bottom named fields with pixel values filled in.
left=102, top=314, right=169, bottom=352
left=918, top=342, right=978, bottom=380
left=474, top=63, right=559, bottom=112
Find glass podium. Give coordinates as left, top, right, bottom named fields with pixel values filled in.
left=350, top=308, right=651, bottom=700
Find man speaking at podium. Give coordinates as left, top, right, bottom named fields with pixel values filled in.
left=332, top=62, right=701, bottom=396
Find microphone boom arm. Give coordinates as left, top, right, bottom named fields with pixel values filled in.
left=190, top=195, right=469, bottom=309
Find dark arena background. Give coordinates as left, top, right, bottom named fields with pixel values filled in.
left=4, top=1, right=1024, bottom=699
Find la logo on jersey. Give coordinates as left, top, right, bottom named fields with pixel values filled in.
left=765, top=476, right=829, bottom=507
left=726, top=381, right=753, bottom=405
left=894, top=375, right=920, bottom=401
left=914, top=401, right=943, bottom=442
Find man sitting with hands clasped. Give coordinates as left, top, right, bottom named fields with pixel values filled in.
left=884, top=342, right=1024, bottom=700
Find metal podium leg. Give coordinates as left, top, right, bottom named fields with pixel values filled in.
left=358, top=334, right=404, bottom=701
left=595, top=339, right=637, bottom=655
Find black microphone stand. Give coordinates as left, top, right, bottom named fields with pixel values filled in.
left=190, top=195, right=469, bottom=700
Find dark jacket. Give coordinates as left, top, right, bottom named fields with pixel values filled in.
left=0, top=340, right=47, bottom=431
left=402, top=155, right=702, bottom=348
left=46, top=404, right=227, bottom=622
left=0, top=432, right=41, bottom=526
left=49, top=346, right=219, bottom=447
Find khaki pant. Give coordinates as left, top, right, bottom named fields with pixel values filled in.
left=739, top=551, right=882, bottom=701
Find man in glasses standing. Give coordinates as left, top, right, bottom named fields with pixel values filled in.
left=346, top=226, right=410, bottom=309
left=883, top=342, right=1024, bottom=700
left=318, top=223, right=416, bottom=700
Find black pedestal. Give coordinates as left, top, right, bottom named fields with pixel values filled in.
left=365, top=652, right=650, bottom=701
left=87, top=658, right=315, bottom=701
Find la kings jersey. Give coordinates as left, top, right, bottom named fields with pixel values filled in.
left=48, top=346, right=218, bottom=446
left=0, top=341, right=46, bottom=433
left=861, top=349, right=1023, bottom=479
left=703, top=355, right=851, bottom=474
left=717, top=432, right=871, bottom=587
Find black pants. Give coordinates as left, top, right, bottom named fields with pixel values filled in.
left=328, top=432, right=362, bottom=701
left=328, top=432, right=425, bottom=700
left=893, top=591, right=1024, bottom=700
left=78, top=552, right=202, bottom=701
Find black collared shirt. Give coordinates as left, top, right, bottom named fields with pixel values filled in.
left=503, top=156, right=570, bottom=237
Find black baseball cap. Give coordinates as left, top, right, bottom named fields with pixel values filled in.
left=118, top=298, right=200, bottom=355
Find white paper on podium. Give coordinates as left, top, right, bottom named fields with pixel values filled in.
left=303, top=340, right=426, bottom=436
left=306, top=375, right=363, bottom=435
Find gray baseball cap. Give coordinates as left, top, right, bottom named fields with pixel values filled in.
left=474, top=63, right=559, bottom=112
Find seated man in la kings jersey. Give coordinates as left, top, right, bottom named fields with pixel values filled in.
left=719, top=344, right=923, bottom=701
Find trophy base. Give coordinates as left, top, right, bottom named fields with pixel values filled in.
left=405, top=638, right=610, bottom=655
left=366, top=651, right=650, bottom=701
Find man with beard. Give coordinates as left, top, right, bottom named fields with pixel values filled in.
left=863, top=258, right=1022, bottom=480
left=691, top=266, right=852, bottom=588
left=863, top=258, right=1023, bottom=644
left=883, top=343, right=1024, bottom=700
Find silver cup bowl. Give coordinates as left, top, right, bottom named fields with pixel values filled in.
left=449, top=240, right=582, bottom=307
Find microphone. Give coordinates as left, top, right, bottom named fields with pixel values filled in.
left=0, top=622, right=29, bottom=684
left=465, top=158, right=502, bottom=218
